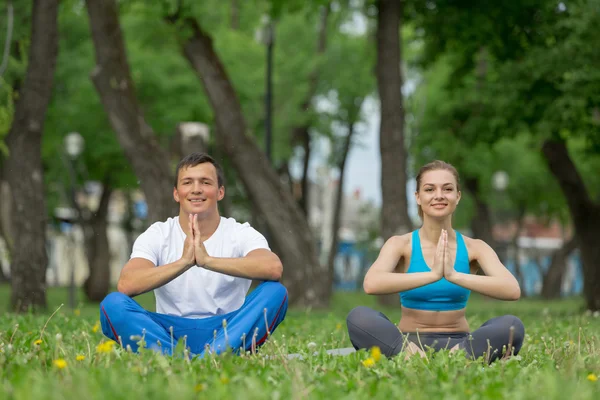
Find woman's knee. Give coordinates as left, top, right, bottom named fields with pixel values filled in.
left=346, top=306, right=378, bottom=330
left=498, top=314, right=525, bottom=344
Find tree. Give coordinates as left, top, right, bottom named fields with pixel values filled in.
left=84, top=0, right=177, bottom=224
left=376, top=0, right=412, bottom=240
left=375, top=0, right=413, bottom=306
left=167, top=8, right=329, bottom=307
left=4, top=0, right=59, bottom=312
left=318, top=21, right=376, bottom=291
left=411, top=0, right=600, bottom=309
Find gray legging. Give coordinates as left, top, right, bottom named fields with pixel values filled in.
left=346, top=306, right=525, bottom=364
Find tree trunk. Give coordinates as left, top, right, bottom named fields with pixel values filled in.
left=0, top=167, right=9, bottom=281
left=83, top=182, right=113, bottom=302
left=464, top=177, right=496, bottom=248
left=212, top=128, right=234, bottom=218
left=0, top=161, right=12, bottom=253
left=85, top=0, right=176, bottom=223
left=230, top=0, right=239, bottom=30
left=542, top=138, right=600, bottom=311
left=4, top=0, right=59, bottom=312
left=376, top=0, right=412, bottom=307
left=290, top=4, right=330, bottom=216
left=298, top=129, right=311, bottom=215
left=541, top=236, right=578, bottom=299
left=327, top=119, right=357, bottom=289
left=178, top=18, right=328, bottom=307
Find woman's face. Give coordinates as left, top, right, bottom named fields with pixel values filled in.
left=415, top=169, right=461, bottom=219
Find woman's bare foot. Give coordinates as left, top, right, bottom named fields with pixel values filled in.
left=449, top=344, right=461, bottom=353
left=404, top=342, right=426, bottom=360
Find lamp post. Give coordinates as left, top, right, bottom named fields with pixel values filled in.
left=258, top=16, right=275, bottom=164
left=492, top=170, right=509, bottom=192
left=492, top=170, right=510, bottom=263
left=64, top=132, right=84, bottom=309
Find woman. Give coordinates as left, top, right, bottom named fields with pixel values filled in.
left=346, top=160, right=524, bottom=364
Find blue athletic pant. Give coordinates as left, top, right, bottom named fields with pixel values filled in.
left=99, top=281, right=288, bottom=357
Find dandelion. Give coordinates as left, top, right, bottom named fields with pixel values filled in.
left=92, top=321, right=101, bottom=333
left=336, top=323, right=342, bottom=331
left=370, top=346, right=382, bottom=362
left=362, top=357, right=375, bottom=368
left=74, top=309, right=81, bottom=317
left=53, top=359, right=67, bottom=369
left=34, top=339, right=42, bottom=346
left=96, top=340, right=117, bottom=353
left=76, top=355, right=85, bottom=361
left=194, top=383, right=206, bottom=392
left=587, top=373, right=598, bottom=382
left=220, top=375, right=230, bottom=384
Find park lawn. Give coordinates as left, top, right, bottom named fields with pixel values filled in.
left=0, top=285, right=599, bottom=399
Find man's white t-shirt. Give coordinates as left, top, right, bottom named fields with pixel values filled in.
left=129, top=216, right=270, bottom=319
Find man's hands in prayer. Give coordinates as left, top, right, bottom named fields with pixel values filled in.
left=180, top=214, right=197, bottom=268
left=191, top=214, right=210, bottom=267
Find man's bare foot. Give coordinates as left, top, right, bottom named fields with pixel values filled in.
left=404, top=342, right=426, bottom=360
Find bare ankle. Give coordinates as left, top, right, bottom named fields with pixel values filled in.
left=404, top=342, right=426, bottom=360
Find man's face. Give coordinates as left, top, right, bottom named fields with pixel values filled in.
left=173, top=163, right=224, bottom=217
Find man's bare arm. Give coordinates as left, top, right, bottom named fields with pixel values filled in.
left=117, top=258, right=192, bottom=297
left=201, top=249, right=283, bottom=281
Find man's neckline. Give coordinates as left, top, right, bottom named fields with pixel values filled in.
left=176, top=215, right=223, bottom=243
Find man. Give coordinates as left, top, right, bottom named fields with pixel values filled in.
left=99, top=153, right=288, bottom=357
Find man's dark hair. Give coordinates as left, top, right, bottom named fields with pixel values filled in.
left=174, top=152, right=225, bottom=188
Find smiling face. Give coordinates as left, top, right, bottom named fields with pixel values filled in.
left=415, top=169, right=461, bottom=220
left=173, top=162, right=224, bottom=218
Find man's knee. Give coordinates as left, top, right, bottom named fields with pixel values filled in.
left=258, top=281, right=288, bottom=303
left=100, top=292, right=130, bottom=314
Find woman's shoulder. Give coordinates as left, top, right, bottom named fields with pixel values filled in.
left=382, top=232, right=413, bottom=254
left=459, top=233, right=494, bottom=257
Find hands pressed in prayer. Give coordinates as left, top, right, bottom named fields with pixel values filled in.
left=441, top=230, right=457, bottom=280
left=181, top=213, right=197, bottom=268
left=431, top=229, right=457, bottom=281
left=431, top=229, right=446, bottom=279
left=191, top=213, right=210, bottom=267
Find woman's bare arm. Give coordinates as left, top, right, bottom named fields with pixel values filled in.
left=445, top=239, right=521, bottom=300
left=363, top=235, right=442, bottom=295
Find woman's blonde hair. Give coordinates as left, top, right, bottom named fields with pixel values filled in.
left=415, top=160, right=461, bottom=219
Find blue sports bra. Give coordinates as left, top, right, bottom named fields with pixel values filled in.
left=400, top=230, right=471, bottom=311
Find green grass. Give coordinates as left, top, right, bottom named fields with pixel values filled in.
left=1, top=285, right=599, bottom=399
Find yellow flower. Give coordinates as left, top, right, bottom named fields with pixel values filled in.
left=76, top=354, right=85, bottom=361
left=53, top=359, right=67, bottom=369
left=194, top=383, right=206, bottom=392
left=336, top=323, right=342, bottom=331
left=370, top=346, right=382, bottom=362
left=34, top=339, right=42, bottom=346
left=74, top=309, right=81, bottom=317
left=219, top=375, right=229, bottom=384
left=96, top=340, right=117, bottom=353
left=587, top=373, right=598, bottom=382
left=92, top=321, right=100, bottom=333
left=362, top=357, right=375, bottom=368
